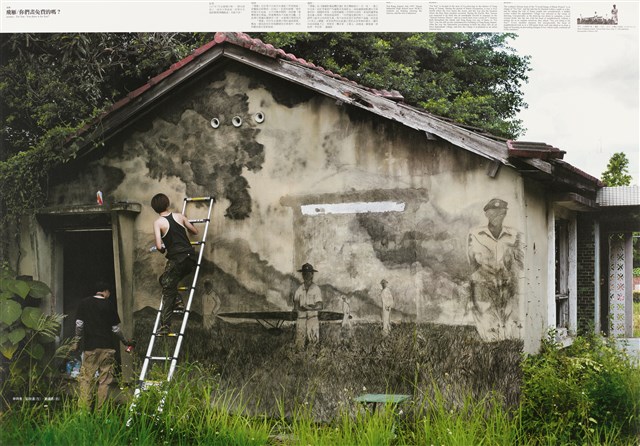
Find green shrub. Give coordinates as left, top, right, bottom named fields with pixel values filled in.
left=0, top=265, right=76, bottom=407
left=633, top=290, right=640, bottom=303
left=521, top=332, right=640, bottom=444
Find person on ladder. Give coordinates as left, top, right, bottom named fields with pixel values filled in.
left=151, top=193, right=199, bottom=335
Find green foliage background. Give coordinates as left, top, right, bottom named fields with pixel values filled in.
left=255, top=32, right=530, bottom=138
left=601, top=152, right=633, bottom=186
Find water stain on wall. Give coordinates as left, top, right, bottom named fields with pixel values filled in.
left=49, top=164, right=126, bottom=205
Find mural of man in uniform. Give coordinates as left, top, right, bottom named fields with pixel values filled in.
left=293, top=263, right=323, bottom=349
left=380, top=279, right=394, bottom=336
left=468, top=198, right=523, bottom=337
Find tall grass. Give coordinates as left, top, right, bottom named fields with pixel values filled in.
left=2, top=334, right=638, bottom=445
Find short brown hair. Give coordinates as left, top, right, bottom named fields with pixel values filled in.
left=151, top=193, right=170, bottom=213
left=95, top=280, right=111, bottom=293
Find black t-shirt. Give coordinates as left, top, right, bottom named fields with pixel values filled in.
left=76, top=295, right=120, bottom=351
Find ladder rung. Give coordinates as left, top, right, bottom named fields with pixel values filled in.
left=177, top=286, right=193, bottom=291
left=148, top=356, right=174, bottom=361
left=185, top=196, right=214, bottom=202
left=155, top=332, right=178, bottom=337
left=141, top=380, right=163, bottom=389
left=189, top=218, right=210, bottom=223
left=190, top=241, right=205, bottom=246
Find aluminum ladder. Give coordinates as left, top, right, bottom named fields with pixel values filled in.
left=127, top=196, right=214, bottom=425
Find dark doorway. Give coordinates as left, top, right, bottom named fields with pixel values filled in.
left=62, top=230, right=116, bottom=340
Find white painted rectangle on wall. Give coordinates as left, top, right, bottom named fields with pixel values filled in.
left=301, top=201, right=405, bottom=216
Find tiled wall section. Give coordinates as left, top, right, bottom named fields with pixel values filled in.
left=608, top=233, right=627, bottom=337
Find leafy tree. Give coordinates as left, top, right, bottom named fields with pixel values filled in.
left=255, top=32, right=531, bottom=138
left=601, top=152, right=633, bottom=186
left=0, top=33, right=211, bottom=162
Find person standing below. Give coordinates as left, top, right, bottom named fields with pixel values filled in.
left=75, top=281, right=134, bottom=410
left=611, top=4, right=618, bottom=24
left=380, top=279, right=393, bottom=336
left=293, top=263, right=323, bottom=349
left=151, top=193, right=198, bottom=335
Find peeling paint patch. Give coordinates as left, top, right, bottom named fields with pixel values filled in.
left=302, top=201, right=405, bottom=216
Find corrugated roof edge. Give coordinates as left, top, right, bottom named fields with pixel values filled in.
left=597, top=185, right=640, bottom=206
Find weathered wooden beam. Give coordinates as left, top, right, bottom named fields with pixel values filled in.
left=551, top=192, right=598, bottom=211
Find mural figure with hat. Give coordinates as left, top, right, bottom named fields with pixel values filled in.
left=467, top=198, right=523, bottom=338
left=293, top=263, right=324, bottom=349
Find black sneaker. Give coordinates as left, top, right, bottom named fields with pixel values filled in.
left=173, top=299, right=185, bottom=312
left=157, top=325, right=170, bottom=336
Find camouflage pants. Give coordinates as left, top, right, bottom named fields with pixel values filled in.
left=78, top=348, right=116, bottom=411
left=159, top=256, right=196, bottom=327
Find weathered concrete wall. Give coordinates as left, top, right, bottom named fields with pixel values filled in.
left=26, top=61, right=547, bottom=351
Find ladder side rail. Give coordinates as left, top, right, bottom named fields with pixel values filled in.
left=128, top=308, right=165, bottom=424
left=136, top=299, right=165, bottom=386
left=167, top=197, right=214, bottom=382
left=127, top=298, right=166, bottom=427
left=168, top=267, right=200, bottom=381
left=129, top=196, right=215, bottom=424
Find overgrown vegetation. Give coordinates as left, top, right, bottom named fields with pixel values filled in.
left=634, top=301, right=640, bottom=338
left=0, top=265, right=76, bottom=409
left=134, top=312, right=524, bottom=420
left=2, top=320, right=639, bottom=445
left=520, top=332, right=640, bottom=444
left=2, top=332, right=639, bottom=446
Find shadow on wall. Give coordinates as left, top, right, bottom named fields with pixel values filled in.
left=133, top=312, right=523, bottom=421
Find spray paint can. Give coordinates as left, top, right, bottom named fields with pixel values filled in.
left=96, top=191, right=104, bottom=205
left=126, top=339, right=136, bottom=353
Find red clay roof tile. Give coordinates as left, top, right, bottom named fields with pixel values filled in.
left=89, top=32, right=407, bottom=127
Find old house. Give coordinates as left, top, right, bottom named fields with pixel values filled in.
left=10, top=33, right=638, bottom=405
